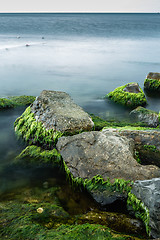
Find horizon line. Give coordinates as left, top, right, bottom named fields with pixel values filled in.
left=0, top=11, right=159, bottom=14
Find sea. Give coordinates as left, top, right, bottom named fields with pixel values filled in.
left=0, top=13, right=160, bottom=209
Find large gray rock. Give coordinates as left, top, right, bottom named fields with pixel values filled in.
left=132, top=178, right=160, bottom=239
left=31, top=90, right=94, bottom=133
left=130, top=106, right=159, bottom=128
left=57, top=130, right=160, bottom=205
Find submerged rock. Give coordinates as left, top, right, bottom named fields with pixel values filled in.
left=78, top=210, right=146, bottom=237
left=144, top=72, right=160, bottom=93
left=131, top=178, right=160, bottom=239
left=57, top=130, right=160, bottom=205
left=130, top=106, right=159, bottom=128
left=31, top=90, right=94, bottom=134
left=107, top=82, right=147, bottom=108
left=0, top=95, right=35, bottom=109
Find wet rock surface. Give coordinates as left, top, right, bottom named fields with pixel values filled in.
left=57, top=130, right=160, bottom=205
left=147, top=72, right=160, bottom=80
left=123, top=83, right=141, bottom=93
left=132, top=178, right=160, bottom=239
left=130, top=106, right=159, bottom=128
left=31, top=90, right=94, bottom=133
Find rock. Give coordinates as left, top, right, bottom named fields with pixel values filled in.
left=147, top=72, right=160, bottom=80
left=123, top=83, right=141, bottom=93
left=106, top=82, right=147, bottom=108
left=131, top=178, right=160, bottom=239
left=144, top=72, right=160, bottom=93
left=130, top=106, right=159, bottom=128
left=107, top=128, right=160, bottom=167
left=31, top=90, right=94, bottom=133
left=57, top=130, right=160, bottom=205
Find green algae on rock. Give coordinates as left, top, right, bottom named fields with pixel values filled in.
left=0, top=95, right=35, bottom=109
left=144, top=72, right=160, bottom=93
left=127, top=192, right=150, bottom=236
left=106, top=83, right=147, bottom=108
left=14, top=145, right=62, bottom=167
left=14, top=106, right=63, bottom=148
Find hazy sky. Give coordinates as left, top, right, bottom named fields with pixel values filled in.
left=1, top=0, right=160, bottom=13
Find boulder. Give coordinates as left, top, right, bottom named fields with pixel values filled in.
left=132, top=178, right=160, bottom=238
left=106, top=82, right=147, bottom=108
left=31, top=90, right=94, bottom=133
left=130, top=106, right=159, bottom=128
left=57, top=130, right=160, bottom=205
left=144, top=72, right=160, bottom=93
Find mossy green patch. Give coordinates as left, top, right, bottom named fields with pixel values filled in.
left=106, top=83, right=147, bottom=108
left=134, top=151, right=141, bottom=164
left=0, top=95, right=35, bottom=109
left=14, top=145, right=62, bottom=167
left=143, top=144, right=158, bottom=152
left=103, top=125, right=159, bottom=131
left=90, top=114, right=150, bottom=131
left=37, top=223, right=131, bottom=240
left=0, top=185, right=144, bottom=240
left=127, top=192, right=150, bottom=236
left=14, top=106, right=63, bottom=148
left=83, top=175, right=133, bottom=195
left=144, top=78, right=160, bottom=92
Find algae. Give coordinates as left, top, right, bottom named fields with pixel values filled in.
left=90, top=114, right=151, bottom=131
left=106, top=83, right=147, bottom=108
left=14, top=106, right=63, bottom=148
left=14, top=145, right=62, bottom=167
left=127, top=192, right=150, bottom=236
left=0, top=184, right=145, bottom=240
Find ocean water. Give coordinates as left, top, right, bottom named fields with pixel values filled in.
left=0, top=13, right=160, bottom=190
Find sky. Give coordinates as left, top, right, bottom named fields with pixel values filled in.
left=0, top=0, right=160, bottom=13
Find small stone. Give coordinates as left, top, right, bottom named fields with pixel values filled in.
left=37, top=207, right=43, bottom=214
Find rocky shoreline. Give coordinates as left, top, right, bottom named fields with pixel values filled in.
left=0, top=73, right=160, bottom=239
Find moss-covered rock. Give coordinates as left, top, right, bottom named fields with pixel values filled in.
left=14, top=106, right=63, bottom=148
left=107, top=83, right=147, bottom=108
left=0, top=95, right=35, bottom=109
left=14, top=145, right=62, bottom=167
left=144, top=72, right=160, bottom=93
